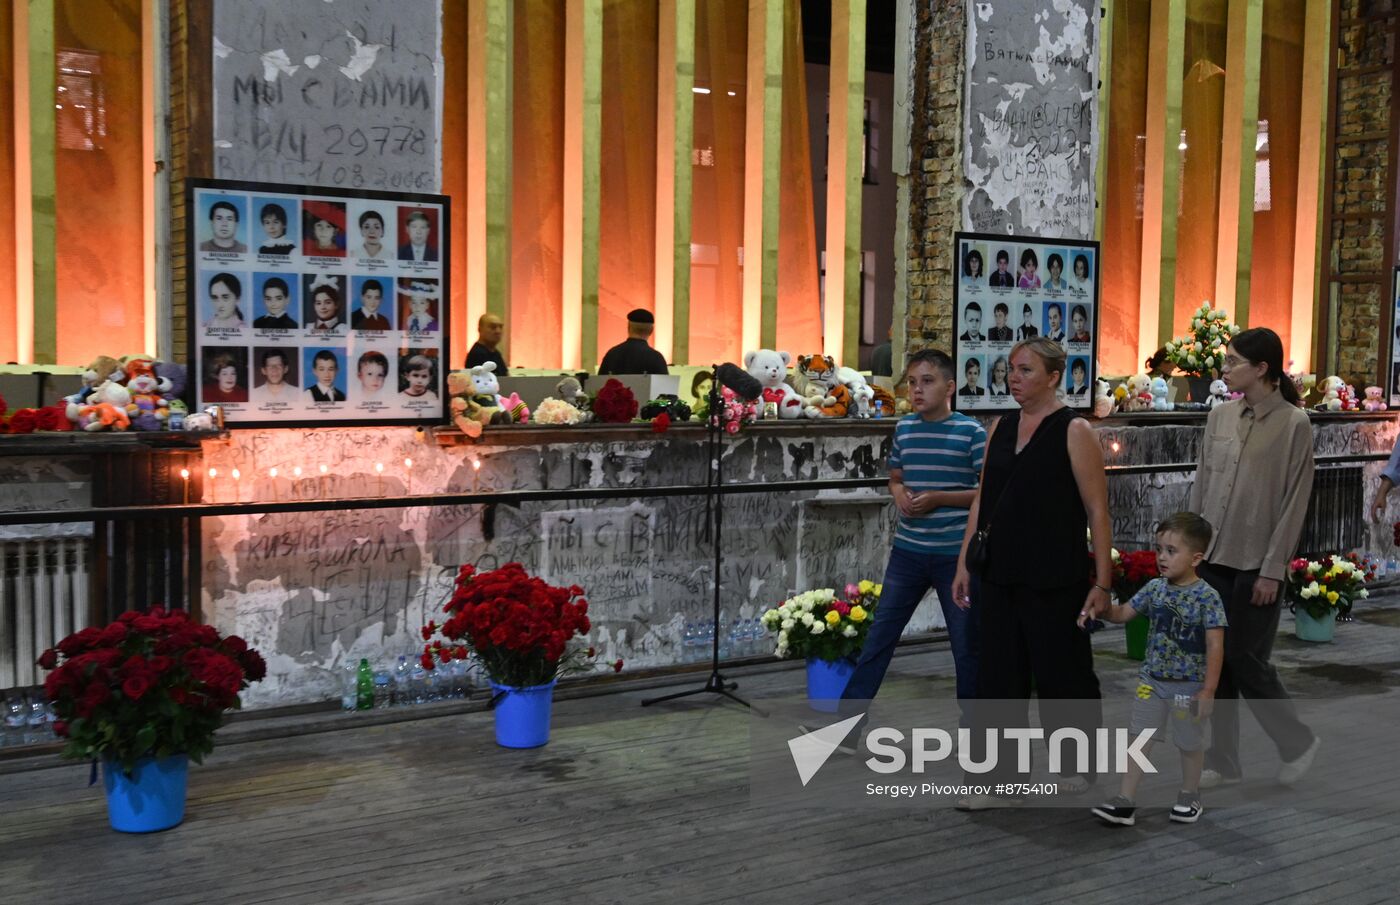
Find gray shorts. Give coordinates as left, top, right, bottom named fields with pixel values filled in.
left=1130, top=677, right=1210, bottom=752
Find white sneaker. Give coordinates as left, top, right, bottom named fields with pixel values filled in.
left=1199, top=769, right=1241, bottom=789
left=1277, top=735, right=1321, bottom=786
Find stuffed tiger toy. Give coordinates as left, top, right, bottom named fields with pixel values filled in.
left=794, top=353, right=851, bottom=418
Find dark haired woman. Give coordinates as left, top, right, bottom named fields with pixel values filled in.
left=1188, top=326, right=1318, bottom=789
left=963, top=248, right=985, bottom=285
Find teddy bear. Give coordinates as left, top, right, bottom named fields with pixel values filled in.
left=744, top=349, right=804, bottom=419
left=1093, top=378, right=1114, bottom=418
left=1114, top=374, right=1151, bottom=413
left=1317, top=376, right=1345, bottom=411
left=1208, top=378, right=1230, bottom=408
left=1363, top=386, right=1387, bottom=412
left=65, top=355, right=124, bottom=413
left=469, top=361, right=507, bottom=410
left=835, top=367, right=876, bottom=417
left=792, top=354, right=848, bottom=417
left=74, top=380, right=132, bottom=432
left=122, top=358, right=171, bottom=431
left=445, top=370, right=486, bottom=437
left=1337, top=382, right=1359, bottom=412
left=1150, top=377, right=1172, bottom=411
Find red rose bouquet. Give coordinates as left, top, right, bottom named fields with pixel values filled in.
left=420, top=563, right=600, bottom=688
left=39, top=606, right=267, bottom=772
left=591, top=379, right=639, bottom=424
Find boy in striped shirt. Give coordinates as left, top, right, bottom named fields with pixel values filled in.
left=833, top=350, right=986, bottom=739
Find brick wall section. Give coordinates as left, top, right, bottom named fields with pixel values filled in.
left=903, top=0, right=964, bottom=369
left=1330, top=0, right=1394, bottom=383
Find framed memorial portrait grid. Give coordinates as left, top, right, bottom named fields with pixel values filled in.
left=187, top=178, right=450, bottom=428
left=951, top=231, right=1102, bottom=412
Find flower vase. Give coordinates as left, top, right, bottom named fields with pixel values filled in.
left=490, top=680, right=557, bottom=748
left=1186, top=376, right=1213, bottom=403
left=102, top=754, right=188, bottom=833
left=806, top=657, right=856, bottom=713
left=1124, top=614, right=1149, bottom=661
left=1294, top=608, right=1336, bottom=643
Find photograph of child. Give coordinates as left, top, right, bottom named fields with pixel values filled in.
left=1016, top=302, right=1038, bottom=340
left=256, top=200, right=296, bottom=256
left=351, top=277, right=392, bottom=331
left=199, top=197, right=248, bottom=254
left=1066, top=357, right=1090, bottom=396
left=398, top=351, right=439, bottom=402
left=1069, top=304, right=1092, bottom=344
left=1017, top=248, right=1041, bottom=289
left=1044, top=252, right=1068, bottom=292
left=987, top=302, right=1013, bottom=342
left=355, top=350, right=391, bottom=401
left=302, top=200, right=348, bottom=257
left=989, top=249, right=1014, bottom=288
left=303, top=348, right=347, bottom=403
left=957, top=355, right=986, bottom=397
left=397, top=208, right=439, bottom=262
left=253, top=274, right=298, bottom=330
left=253, top=347, right=299, bottom=403
left=961, top=244, right=985, bottom=287
left=203, top=272, right=247, bottom=330
left=1043, top=302, right=1066, bottom=343
left=960, top=302, right=985, bottom=342
left=353, top=208, right=389, bottom=262
left=1071, top=252, right=1094, bottom=290
left=201, top=347, right=249, bottom=403
left=398, top=279, right=440, bottom=333
left=304, top=274, right=348, bottom=336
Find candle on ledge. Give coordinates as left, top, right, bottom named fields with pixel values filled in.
left=179, top=468, right=190, bottom=505
left=208, top=467, right=219, bottom=503
left=232, top=468, right=242, bottom=502
left=292, top=465, right=303, bottom=500
left=375, top=462, right=385, bottom=497
left=269, top=467, right=279, bottom=502
left=404, top=457, right=414, bottom=496
left=319, top=463, right=329, bottom=499
left=471, top=457, right=482, bottom=492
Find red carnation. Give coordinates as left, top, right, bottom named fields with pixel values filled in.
left=240, top=650, right=267, bottom=682
left=36, top=648, right=58, bottom=670
left=420, top=652, right=436, bottom=671
left=6, top=408, right=38, bottom=434
left=35, top=403, right=71, bottom=432
left=221, top=635, right=248, bottom=655
left=652, top=412, right=671, bottom=433
left=52, top=720, right=68, bottom=737
left=612, top=659, right=624, bottom=673
left=100, top=622, right=128, bottom=646
left=421, top=621, right=437, bottom=641
left=122, top=674, right=153, bottom=701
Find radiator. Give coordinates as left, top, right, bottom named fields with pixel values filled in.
left=0, top=539, right=89, bottom=691
left=1297, top=465, right=1365, bottom=559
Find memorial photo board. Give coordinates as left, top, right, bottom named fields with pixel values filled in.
left=952, top=232, right=1101, bottom=412
left=188, top=179, right=449, bottom=428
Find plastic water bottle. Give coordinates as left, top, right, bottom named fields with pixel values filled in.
left=26, top=697, right=49, bottom=744
left=355, top=658, right=374, bottom=711
left=373, top=671, right=392, bottom=709
left=393, top=656, right=412, bottom=706
left=449, top=659, right=469, bottom=699
left=409, top=660, right=428, bottom=704
left=681, top=623, right=698, bottom=662
left=725, top=618, right=743, bottom=659
left=3, top=696, right=26, bottom=746
left=874, top=400, right=885, bottom=419
left=340, top=662, right=358, bottom=711
left=700, top=621, right=715, bottom=660
left=744, top=618, right=763, bottom=656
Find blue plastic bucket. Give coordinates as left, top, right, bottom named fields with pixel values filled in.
left=806, top=657, right=856, bottom=712
left=490, top=680, right=557, bottom=748
left=102, top=754, right=188, bottom=833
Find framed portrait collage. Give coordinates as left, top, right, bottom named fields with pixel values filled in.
left=951, top=232, right=1101, bottom=412
left=187, top=178, right=450, bottom=428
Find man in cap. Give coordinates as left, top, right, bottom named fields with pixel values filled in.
left=598, top=309, right=669, bottom=375
left=465, top=313, right=509, bottom=375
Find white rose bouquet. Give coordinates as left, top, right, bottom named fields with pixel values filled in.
left=1163, top=302, right=1239, bottom=378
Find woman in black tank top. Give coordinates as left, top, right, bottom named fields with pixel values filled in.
left=950, top=338, right=1114, bottom=808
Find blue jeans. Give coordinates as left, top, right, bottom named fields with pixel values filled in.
left=840, top=546, right=980, bottom=710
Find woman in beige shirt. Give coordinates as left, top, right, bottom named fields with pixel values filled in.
left=1188, top=327, right=1318, bottom=789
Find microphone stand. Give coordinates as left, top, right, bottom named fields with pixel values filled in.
left=643, top=370, right=755, bottom=711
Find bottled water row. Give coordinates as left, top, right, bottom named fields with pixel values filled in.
left=341, top=655, right=475, bottom=711
left=681, top=615, right=770, bottom=663
left=2, top=690, right=56, bottom=747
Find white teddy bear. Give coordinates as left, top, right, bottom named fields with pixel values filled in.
left=743, top=349, right=804, bottom=418
left=1208, top=378, right=1230, bottom=408
left=1317, top=375, right=1345, bottom=412
left=835, top=367, right=875, bottom=417
left=1150, top=377, right=1172, bottom=411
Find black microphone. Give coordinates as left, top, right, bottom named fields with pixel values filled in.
left=715, top=362, right=763, bottom=402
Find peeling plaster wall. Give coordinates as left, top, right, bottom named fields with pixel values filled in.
left=211, top=0, right=442, bottom=191
left=962, top=0, right=1098, bottom=239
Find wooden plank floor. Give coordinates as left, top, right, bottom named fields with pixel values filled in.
left=3, top=599, right=1400, bottom=905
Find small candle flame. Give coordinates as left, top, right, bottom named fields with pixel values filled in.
left=269, top=467, right=278, bottom=479
left=374, top=462, right=384, bottom=474
left=232, top=468, right=241, bottom=480
left=293, top=466, right=303, bottom=477
left=404, top=457, right=413, bottom=469
left=179, top=468, right=189, bottom=480
left=319, top=464, right=328, bottom=476
left=208, top=467, right=218, bottom=479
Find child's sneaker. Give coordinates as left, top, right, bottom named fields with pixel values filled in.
left=1170, top=791, right=1203, bottom=823
left=1091, top=795, right=1137, bottom=826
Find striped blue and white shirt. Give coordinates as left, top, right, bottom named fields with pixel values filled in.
left=889, top=412, right=986, bottom=555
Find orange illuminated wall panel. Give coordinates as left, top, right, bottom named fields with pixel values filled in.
left=0, top=8, right=15, bottom=364
left=774, top=0, right=821, bottom=357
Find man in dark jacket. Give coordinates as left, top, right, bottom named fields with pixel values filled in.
left=599, top=309, right=668, bottom=375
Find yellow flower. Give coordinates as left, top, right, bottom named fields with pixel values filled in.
left=1326, top=591, right=1339, bottom=604
left=850, top=606, right=867, bottom=623
left=858, top=580, right=875, bottom=595
left=1136, top=683, right=1153, bottom=700
left=825, top=610, right=842, bottom=626
left=873, top=584, right=882, bottom=597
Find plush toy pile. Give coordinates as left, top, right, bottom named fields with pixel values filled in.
left=1, top=354, right=200, bottom=435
